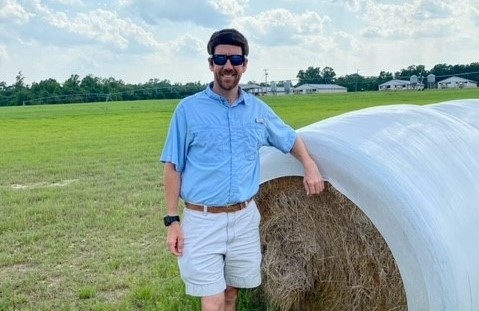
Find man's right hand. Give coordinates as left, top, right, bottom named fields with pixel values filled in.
left=166, top=222, right=184, bottom=256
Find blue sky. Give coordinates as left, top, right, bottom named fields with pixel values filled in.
left=1, top=0, right=478, bottom=85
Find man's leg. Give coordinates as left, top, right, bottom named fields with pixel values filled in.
left=202, top=292, right=225, bottom=311
left=224, top=286, right=239, bottom=311
left=179, top=210, right=229, bottom=309
left=201, top=287, right=238, bottom=311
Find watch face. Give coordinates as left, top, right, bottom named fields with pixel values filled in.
left=164, top=216, right=180, bottom=226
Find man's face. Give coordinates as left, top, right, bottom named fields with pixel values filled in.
left=209, top=44, right=248, bottom=93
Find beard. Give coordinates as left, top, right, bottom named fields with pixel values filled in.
left=214, top=69, right=242, bottom=92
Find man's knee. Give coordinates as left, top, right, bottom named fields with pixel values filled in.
left=225, top=286, right=239, bottom=304
left=202, top=292, right=225, bottom=311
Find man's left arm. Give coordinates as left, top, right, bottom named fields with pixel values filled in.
left=290, top=136, right=325, bottom=195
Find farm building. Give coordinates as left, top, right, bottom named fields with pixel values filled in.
left=241, top=83, right=292, bottom=96
left=265, top=81, right=294, bottom=96
left=240, top=83, right=265, bottom=96
left=293, top=84, right=347, bottom=94
left=437, top=76, right=477, bottom=89
left=264, top=86, right=289, bottom=96
left=379, top=79, right=424, bottom=91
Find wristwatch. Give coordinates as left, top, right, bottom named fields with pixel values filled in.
left=163, top=215, right=180, bottom=227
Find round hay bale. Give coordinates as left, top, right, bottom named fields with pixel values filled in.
left=258, top=100, right=479, bottom=310
left=257, top=177, right=406, bottom=311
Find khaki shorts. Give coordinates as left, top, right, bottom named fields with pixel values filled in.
left=179, top=200, right=262, bottom=297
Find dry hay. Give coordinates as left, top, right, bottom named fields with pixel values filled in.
left=256, top=176, right=407, bottom=311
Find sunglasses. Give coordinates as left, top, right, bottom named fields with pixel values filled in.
left=211, top=54, right=246, bottom=66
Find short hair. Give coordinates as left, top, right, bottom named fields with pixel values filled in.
left=207, top=28, right=249, bottom=56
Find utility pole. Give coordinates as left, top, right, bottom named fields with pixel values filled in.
left=264, top=69, right=268, bottom=85
left=355, top=69, right=359, bottom=92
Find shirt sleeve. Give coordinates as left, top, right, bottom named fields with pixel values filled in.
left=263, top=105, right=297, bottom=153
left=160, top=104, right=188, bottom=172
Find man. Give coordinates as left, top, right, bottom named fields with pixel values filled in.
left=161, top=28, right=324, bottom=311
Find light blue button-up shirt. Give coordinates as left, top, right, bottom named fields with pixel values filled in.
left=161, top=83, right=297, bottom=206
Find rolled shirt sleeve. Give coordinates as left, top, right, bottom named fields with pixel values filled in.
left=263, top=105, right=297, bottom=153
left=161, top=105, right=188, bottom=172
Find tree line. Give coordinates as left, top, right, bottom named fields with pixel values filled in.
left=0, top=73, right=205, bottom=106
left=1, top=62, right=478, bottom=106
left=294, top=62, right=479, bottom=92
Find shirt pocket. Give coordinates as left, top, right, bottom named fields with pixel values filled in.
left=192, top=129, right=230, bottom=163
left=242, top=123, right=267, bottom=161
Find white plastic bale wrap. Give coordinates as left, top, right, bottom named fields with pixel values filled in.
left=259, top=100, right=479, bottom=310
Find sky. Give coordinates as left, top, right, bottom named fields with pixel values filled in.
left=1, top=0, right=478, bottom=86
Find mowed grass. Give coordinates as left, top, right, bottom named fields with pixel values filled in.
left=1, top=88, right=478, bottom=311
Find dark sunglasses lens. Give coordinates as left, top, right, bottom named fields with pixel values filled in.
left=212, top=55, right=244, bottom=66
left=230, top=55, right=244, bottom=66
left=213, top=55, right=227, bottom=65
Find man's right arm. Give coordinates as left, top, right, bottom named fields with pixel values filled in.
left=164, top=162, right=184, bottom=256
left=164, top=162, right=181, bottom=216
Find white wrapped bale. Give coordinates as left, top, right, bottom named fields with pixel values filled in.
left=259, top=100, right=479, bottom=310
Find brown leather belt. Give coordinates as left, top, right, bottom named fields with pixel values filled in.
left=186, top=198, right=254, bottom=213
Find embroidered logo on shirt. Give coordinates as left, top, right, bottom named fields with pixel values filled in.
left=255, top=117, right=265, bottom=124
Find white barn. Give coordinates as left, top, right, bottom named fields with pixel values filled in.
left=379, top=79, right=417, bottom=91
left=293, top=84, right=347, bottom=94
left=437, top=76, right=477, bottom=89
left=265, top=86, right=290, bottom=96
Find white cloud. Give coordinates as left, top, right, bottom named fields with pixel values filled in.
left=0, top=0, right=34, bottom=24
left=1, top=0, right=478, bottom=85
left=122, top=0, right=229, bottom=27
left=9, top=2, right=161, bottom=52
left=331, top=0, right=367, bottom=12
left=30, top=0, right=70, bottom=28
left=359, top=0, right=477, bottom=39
left=70, top=9, right=160, bottom=50
left=333, top=31, right=363, bottom=51
left=117, top=0, right=132, bottom=6
left=208, top=0, right=249, bottom=16
left=233, top=8, right=331, bottom=46
left=49, top=0, right=83, bottom=5
left=168, top=35, right=205, bottom=55
left=0, top=45, right=9, bottom=62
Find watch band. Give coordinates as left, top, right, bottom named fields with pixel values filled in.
left=163, top=215, right=180, bottom=227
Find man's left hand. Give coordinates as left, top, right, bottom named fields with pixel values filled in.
left=303, top=160, right=324, bottom=196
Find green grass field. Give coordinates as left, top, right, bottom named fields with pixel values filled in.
left=1, top=88, right=478, bottom=311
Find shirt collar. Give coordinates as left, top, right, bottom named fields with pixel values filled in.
left=205, top=82, right=249, bottom=107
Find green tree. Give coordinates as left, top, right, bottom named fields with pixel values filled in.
left=428, top=64, right=454, bottom=79
left=378, top=71, right=393, bottom=84
left=0, top=81, right=14, bottom=106
left=14, top=71, right=30, bottom=105
left=63, top=74, right=81, bottom=93
left=464, top=62, right=479, bottom=82
left=39, top=78, right=61, bottom=94
left=336, top=73, right=369, bottom=92
left=395, top=65, right=426, bottom=79
left=102, top=77, right=126, bottom=100
left=29, top=78, right=62, bottom=104
left=80, top=74, right=102, bottom=94
left=296, top=66, right=322, bottom=86
left=321, top=66, right=336, bottom=83
left=61, top=74, right=83, bottom=102
left=14, top=71, right=26, bottom=90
